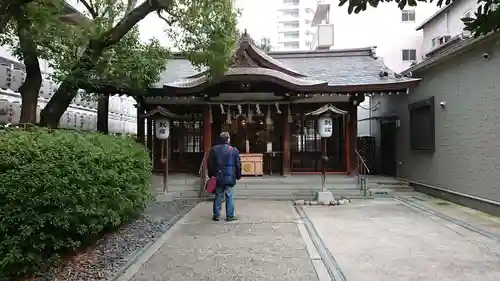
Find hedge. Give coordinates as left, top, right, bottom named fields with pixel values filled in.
left=0, top=129, right=152, bottom=281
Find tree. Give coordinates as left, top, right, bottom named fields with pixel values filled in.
left=339, top=0, right=500, bottom=37
left=43, top=1, right=170, bottom=132
left=258, top=37, right=272, bottom=52
left=0, top=0, right=70, bottom=124
left=39, top=0, right=239, bottom=127
left=0, top=0, right=35, bottom=34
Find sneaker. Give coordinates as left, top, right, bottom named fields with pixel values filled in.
left=226, top=216, right=238, bottom=221
left=212, top=215, right=220, bottom=221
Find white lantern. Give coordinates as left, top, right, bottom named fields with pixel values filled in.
left=317, top=115, right=333, bottom=138
left=155, top=118, right=170, bottom=139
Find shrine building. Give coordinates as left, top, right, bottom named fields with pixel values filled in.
left=136, top=31, right=420, bottom=177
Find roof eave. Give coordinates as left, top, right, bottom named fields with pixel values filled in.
left=415, top=4, right=454, bottom=31
left=402, top=32, right=500, bottom=74
left=311, top=3, right=330, bottom=27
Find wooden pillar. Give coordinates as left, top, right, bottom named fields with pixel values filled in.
left=345, top=113, right=351, bottom=175
left=203, top=105, right=212, bottom=153
left=136, top=103, right=145, bottom=145
left=283, top=104, right=291, bottom=176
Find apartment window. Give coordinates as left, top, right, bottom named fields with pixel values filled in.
left=409, top=97, right=435, bottom=151
left=305, top=19, right=311, bottom=25
left=283, top=0, right=299, bottom=4
left=284, top=21, right=300, bottom=28
left=283, top=9, right=299, bottom=17
left=283, top=31, right=300, bottom=39
left=283, top=42, right=300, bottom=49
left=305, top=8, right=314, bottom=14
left=402, top=49, right=417, bottom=61
left=401, top=10, right=416, bottom=22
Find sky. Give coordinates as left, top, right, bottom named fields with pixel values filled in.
left=137, top=0, right=275, bottom=47
left=65, top=0, right=274, bottom=48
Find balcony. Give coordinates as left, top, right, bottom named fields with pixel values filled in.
left=310, top=24, right=334, bottom=50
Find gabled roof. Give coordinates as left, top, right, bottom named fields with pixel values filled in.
left=416, top=2, right=455, bottom=31
left=151, top=32, right=420, bottom=95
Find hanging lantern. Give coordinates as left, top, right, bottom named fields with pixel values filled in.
left=209, top=105, right=213, bottom=123
left=265, top=105, right=273, bottom=125
left=247, top=104, right=254, bottom=124
left=287, top=104, right=293, bottom=123
left=155, top=118, right=170, bottom=139
left=317, top=114, right=333, bottom=138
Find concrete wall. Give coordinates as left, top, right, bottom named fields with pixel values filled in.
left=372, top=39, right=500, bottom=203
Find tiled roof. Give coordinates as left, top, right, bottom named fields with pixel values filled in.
left=154, top=47, right=417, bottom=88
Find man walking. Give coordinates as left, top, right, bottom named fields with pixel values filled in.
left=208, top=132, right=242, bottom=221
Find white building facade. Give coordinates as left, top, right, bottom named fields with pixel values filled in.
left=274, top=0, right=317, bottom=50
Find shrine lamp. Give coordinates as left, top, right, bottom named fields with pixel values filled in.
left=306, top=104, right=348, bottom=200
left=142, top=106, right=186, bottom=193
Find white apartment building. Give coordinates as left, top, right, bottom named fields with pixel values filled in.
left=274, top=0, right=317, bottom=50
left=416, top=0, right=485, bottom=57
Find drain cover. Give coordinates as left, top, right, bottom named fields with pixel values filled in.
left=373, top=191, right=389, bottom=195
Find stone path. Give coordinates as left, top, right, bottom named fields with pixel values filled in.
left=304, top=197, right=500, bottom=281
left=125, top=201, right=319, bottom=281
left=120, top=197, right=500, bottom=281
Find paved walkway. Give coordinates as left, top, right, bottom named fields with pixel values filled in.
left=127, top=201, right=318, bottom=281
left=122, top=197, right=500, bottom=281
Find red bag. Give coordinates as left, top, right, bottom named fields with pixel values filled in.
left=204, top=146, right=232, bottom=194
left=204, top=176, right=217, bottom=193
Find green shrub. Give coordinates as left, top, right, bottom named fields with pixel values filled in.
left=0, top=128, right=152, bottom=280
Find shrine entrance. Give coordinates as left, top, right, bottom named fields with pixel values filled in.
left=212, top=104, right=284, bottom=176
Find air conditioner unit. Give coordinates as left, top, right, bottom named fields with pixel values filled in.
left=437, top=35, right=451, bottom=46
left=461, top=30, right=472, bottom=38
left=431, top=35, right=451, bottom=49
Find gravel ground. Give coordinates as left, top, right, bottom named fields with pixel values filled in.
left=32, top=199, right=199, bottom=281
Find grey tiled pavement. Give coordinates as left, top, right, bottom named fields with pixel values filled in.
left=304, top=198, right=500, bottom=281
left=129, top=201, right=318, bottom=281
left=127, top=198, right=500, bottom=281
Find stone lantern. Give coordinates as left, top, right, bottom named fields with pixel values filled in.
left=142, top=106, right=186, bottom=195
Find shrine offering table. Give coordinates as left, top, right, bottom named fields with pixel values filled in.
left=240, top=153, right=263, bottom=176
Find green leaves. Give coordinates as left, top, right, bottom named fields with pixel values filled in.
left=0, top=129, right=152, bottom=280
left=463, top=0, right=500, bottom=37
left=0, top=0, right=71, bottom=62
left=258, top=37, right=272, bottom=52
left=163, top=0, right=239, bottom=79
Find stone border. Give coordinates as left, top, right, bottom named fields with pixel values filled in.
left=109, top=204, right=196, bottom=281
left=294, top=205, right=347, bottom=281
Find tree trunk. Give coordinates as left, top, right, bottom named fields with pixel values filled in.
left=14, top=3, right=42, bottom=124
left=39, top=0, right=158, bottom=128
left=0, top=0, right=34, bottom=33
left=97, top=95, right=109, bottom=133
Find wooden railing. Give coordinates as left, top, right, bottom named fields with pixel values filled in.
left=355, top=149, right=371, bottom=197
left=198, top=151, right=209, bottom=198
